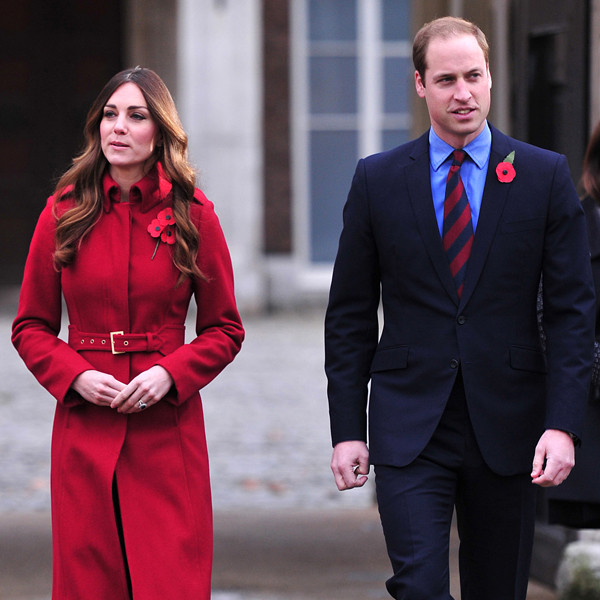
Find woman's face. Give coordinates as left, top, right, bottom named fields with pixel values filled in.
left=100, top=82, right=159, bottom=182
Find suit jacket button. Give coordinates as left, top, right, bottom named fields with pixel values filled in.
left=457, top=315, right=466, bottom=325
left=450, top=359, right=459, bottom=369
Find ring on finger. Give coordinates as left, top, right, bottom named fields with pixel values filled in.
left=138, top=400, right=147, bottom=411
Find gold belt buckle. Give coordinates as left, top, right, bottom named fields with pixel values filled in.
left=110, top=331, right=125, bottom=355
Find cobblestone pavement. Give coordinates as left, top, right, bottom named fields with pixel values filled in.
left=0, top=287, right=555, bottom=599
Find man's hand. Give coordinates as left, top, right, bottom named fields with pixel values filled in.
left=531, top=429, right=575, bottom=487
left=331, top=440, right=370, bottom=491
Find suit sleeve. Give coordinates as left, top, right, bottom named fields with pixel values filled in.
left=325, top=159, right=381, bottom=446
left=157, top=196, right=244, bottom=404
left=11, top=199, right=97, bottom=406
left=542, top=154, right=596, bottom=437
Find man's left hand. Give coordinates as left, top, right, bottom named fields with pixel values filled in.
left=531, top=429, right=575, bottom=487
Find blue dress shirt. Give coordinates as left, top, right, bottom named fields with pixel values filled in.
left=429, top=123, right=492, bottom=235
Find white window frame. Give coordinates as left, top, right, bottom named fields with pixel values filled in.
left=290, top=0, right=411, bottom=295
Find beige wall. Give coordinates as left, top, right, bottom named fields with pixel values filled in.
left=124, top=0, right=179, bottom=101
left=123, top=0, right=265, bottom=313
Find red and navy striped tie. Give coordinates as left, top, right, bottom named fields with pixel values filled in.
left=442, top=150, right=473, bottom=298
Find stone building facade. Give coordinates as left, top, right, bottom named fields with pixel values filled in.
left=1, top=0, right=598, bottom=317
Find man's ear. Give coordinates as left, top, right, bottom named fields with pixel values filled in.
left=415, top=70, right=426, bottom=98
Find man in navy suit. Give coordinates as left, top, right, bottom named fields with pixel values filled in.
left=325, top=16, right=595, bottom=600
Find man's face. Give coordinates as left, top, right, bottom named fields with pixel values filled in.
left=415, top=33, right=492, bottom=149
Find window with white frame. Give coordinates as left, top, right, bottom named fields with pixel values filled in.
left=292, top=0, right=412, bottom=266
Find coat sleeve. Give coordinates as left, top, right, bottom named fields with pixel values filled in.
left=157, top=195, right=244, bottom=404
left=11, top=199, right=97, bottom=406
left=542, top=154, right=596, bottom=437
left=324, top=159, right=381, bottom=446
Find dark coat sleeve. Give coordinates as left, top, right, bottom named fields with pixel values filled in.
left=325, top=159, right=381, bottom=446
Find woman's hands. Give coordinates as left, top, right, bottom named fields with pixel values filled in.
left=110, top=365, right=174, bottom=413
left=72, top=366, right=174, bottom=413
left=72, top=370, right=126, bottom=407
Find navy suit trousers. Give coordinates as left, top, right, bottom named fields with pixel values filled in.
left=375, top=372, right=537, bottom=600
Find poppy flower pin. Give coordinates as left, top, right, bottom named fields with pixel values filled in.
left=496, top=151, right=516, bottom=183
left=147, top=207, right=176, bottom=259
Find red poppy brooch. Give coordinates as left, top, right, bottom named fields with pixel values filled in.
left=496, top=151, right=516, bottom=183
left=147, top=207, right=176, bottom=259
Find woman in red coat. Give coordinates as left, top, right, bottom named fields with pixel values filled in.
left=12, top=67, right=244, bottom=599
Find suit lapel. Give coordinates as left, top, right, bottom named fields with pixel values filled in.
left=459, top=127, right=513, bottom=308
left=405, top=134, right=459, bottom=303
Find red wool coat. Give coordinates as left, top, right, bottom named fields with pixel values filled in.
left=12, top=165, right=244, bottom=599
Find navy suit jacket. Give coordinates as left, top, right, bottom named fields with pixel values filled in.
left=325, top=125, right=596, bottom=476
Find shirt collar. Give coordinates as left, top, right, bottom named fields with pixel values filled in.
left=429, top=121, right=491, bottom=171
left=102, top=162, right=173, bottom=213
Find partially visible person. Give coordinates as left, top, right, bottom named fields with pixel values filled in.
left=547, top=121, right=600, bottom=528
left=12, top=67, right=244, bottom=599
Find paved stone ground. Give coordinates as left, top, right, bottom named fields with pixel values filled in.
left=0, top=287, right=556, bottom=599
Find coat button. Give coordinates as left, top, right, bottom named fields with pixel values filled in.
left=450, top=359, right=460, bottom=369
left=457, top=315, right=466, bottom=325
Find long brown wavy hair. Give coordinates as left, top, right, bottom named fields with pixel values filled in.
left=53, top=66, right=204, bottom=283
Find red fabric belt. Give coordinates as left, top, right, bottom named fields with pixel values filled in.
left=68, top=325, right=185, bottom=355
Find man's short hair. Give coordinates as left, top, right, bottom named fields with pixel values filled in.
left=413, top=16, right=490, bottom=82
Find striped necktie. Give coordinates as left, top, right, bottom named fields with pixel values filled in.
left=442, top=149, right=473, bottom=298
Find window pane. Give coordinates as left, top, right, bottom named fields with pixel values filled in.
left=384, top=56, right=411, bottom=114
left=382, top=0, right=410, bottom=41
left=310, top=131, right=358, bottom=262
left=309, top=0, right=357, bottom=41
left=383, top=129, right=410, bottom=150
left=310, top=57, right=357, bottom=114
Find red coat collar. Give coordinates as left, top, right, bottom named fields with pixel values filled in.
left=102, top=163, right=173, bottom=214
